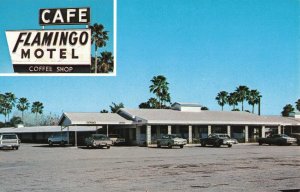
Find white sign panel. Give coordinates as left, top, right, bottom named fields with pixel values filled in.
left=6, top=29, right=91, bottom=65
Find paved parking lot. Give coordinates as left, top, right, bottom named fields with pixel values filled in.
left=0, top=143, right=299, bottom=192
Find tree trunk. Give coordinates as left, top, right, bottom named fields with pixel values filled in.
left=95, top=47, right=98, bottom=73
left=242, top=101, right=244, bottom=111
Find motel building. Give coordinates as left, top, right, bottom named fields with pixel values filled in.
left=1, top=103, right=300, bottom=145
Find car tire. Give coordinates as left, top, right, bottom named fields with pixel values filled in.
left=49, top=141, right=53, bottom=147
left=228, top=144, right=232, bottom=148
left=201, top=142, right=206, bottom=147
left=168, top=143, right=172, bottom=149
left=180, top=145, right=184, bottom=148
left=258, top=142, right=262, bottom=145
left=214, top=142, right=220, bottom=147
left=15, top=146, right=19, bottom=150
left=60, top=141, right=65, bottom=146
left=157, top=142, right=161, bottom=148
left=107, top=145, right=110, bottom=149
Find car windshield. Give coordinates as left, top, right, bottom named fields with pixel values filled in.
left=93, top=135, right=108, bottom=140
left=218, top=134, right=230, bottom=139
left=280, top=134, right=289, bottom=138
left=2, top=134, right=17, bottom=139
left=170, top=135, right=181, bottom=139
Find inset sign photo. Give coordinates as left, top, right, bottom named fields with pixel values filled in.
left=1, top=1, right=115, bottom=75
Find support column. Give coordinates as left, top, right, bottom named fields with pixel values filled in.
left=146, top=125, right=151, bottom=145
left=262, top=126, right=266, bottom=138
left=67, top=126, right=70, bottom=145
left=136, top=126, right=141, bottom=145
left=74, top=125, right=78, bottom=147
left=278, top=125, right=281, bottom=134
left=245, top=125, right=249, bottom=143
left=106, top=124, right=109, bottom=137
left=208, top=125, right=211, bottom=136
left=188, top=125, right=192, bottom=144
left=168, top=125, right=172, bottom=134
left=227, top=125, right=231, bottom=137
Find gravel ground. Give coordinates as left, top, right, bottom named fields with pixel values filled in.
left=0, top=143, right=299, bottom=192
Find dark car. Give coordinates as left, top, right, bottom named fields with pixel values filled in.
left=200, top=134, right=235, bottom=147
left=258, top=134, right=297, bottom=146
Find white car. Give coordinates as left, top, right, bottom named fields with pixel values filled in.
left=157, top=134, right=187, bottom=148
left=0, top=134, right=21, bottom=150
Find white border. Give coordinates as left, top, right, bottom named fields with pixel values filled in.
left=0, top=0, right=117, bottom=77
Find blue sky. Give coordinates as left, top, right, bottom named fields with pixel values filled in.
left=0, top=0, right=299, bottom=121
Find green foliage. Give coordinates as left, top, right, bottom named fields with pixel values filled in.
left=110, top=102, right=124, bottom=113
left=295, top=99, right=300, bottom=111
left=149, top=75, right=171, bottom=108
left=139, top=98, right=160, bottom=109
left=100, top=109, right=109, bottom=113
left=90, top=23, right=109, bottom=73
left=215, top=91, right=228, bottom=111
left=281, top=104, right=294, bottom=117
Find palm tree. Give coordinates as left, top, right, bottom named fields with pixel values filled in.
left=281, top=104, right=294, bottom=117
left=90, top=23, right=109, bottom=73
left=31, top=101, right=44, bottom=125
left=215, top=91, right=228, bottom=111
left=235, top=86, right=250, bottom=111
left=98, top=51, right=114, bottom=73
left=149, top=75, right=170, bottom=108
left=100, top=109, right=109, bottom=113
left=0, top=93, right=7, bottom=123
left=17, top=97, right=30, bottom=123
left=0, top=92, right=16, bottom=123
left=247, top=90, right=261, bottom=113
left=5, top=92, right=16, bottom=122
left=227, top=92, right=239, bottom=110
left=296, top=99, right=300, bottom=111
left=110, top=102, right=124, bottom=113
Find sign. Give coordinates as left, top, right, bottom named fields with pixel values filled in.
left=39, top=8, right=90, bottom=25
left=6, top=29, right=91, bottom=73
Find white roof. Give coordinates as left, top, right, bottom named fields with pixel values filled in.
left=119, top=109, right=300, bottom=126
left=59, top=112, right=134, bottom=126
left=0, top=126, right=98, bottom=133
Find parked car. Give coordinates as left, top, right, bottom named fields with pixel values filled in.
left=0, top=133, right=21, bottom=150
left=109, top=134, right=126, bottom=145
left=200, top=134, right=235, bottom=147
left=157, top=134, right=187, bottom=148
left=85, top=134, right=112, bottom=149
left=48, top=132, right=73, bottom=146
left=258, top=134, right=297, bottom=146
left=290, top=133, right=300, bottom=146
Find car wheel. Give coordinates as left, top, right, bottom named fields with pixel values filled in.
left=214, top=142, right=220, bottom=147
left=258, top=142, right=262, bottom=145
left=107, top=145, right=110, bottom=149
left=180, top=145, right=184, bottom=148
left=168, top=143, right=172, bottom=149
left=60, top=141, right=65, bottom=146
left=157, top=142, right=161, bottom=148
left=15, top=146, right=19, bottom=150
left=49, top=141, right=53, bottom=147
left=201, top=142, right=206, bottom=147
left=228, top=144, right=232, bottom=148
